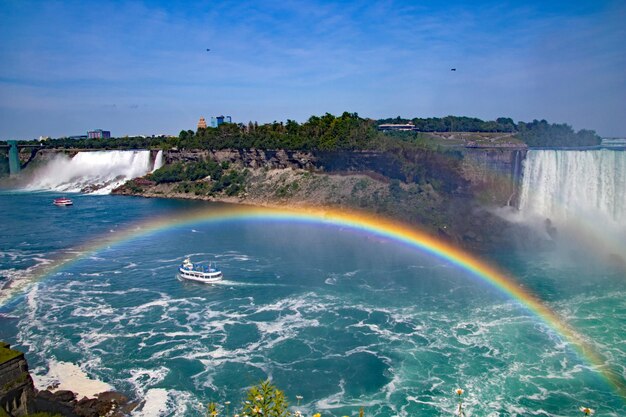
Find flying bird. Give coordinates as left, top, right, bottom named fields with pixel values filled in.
left=206, top=48, right=211, bottom=52
left=451, top=68, right=456, bottom=71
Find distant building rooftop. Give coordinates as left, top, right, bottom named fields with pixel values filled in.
left=377, top=123, right=418, bottom=132
left=88, top=129, right=111, bottom=139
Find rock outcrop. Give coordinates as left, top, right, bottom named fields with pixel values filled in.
left=0, top=343, right=137, bottom=417
left=0, top=343, right=35, bottom=417
left=460, top=147, right=527, bottom=206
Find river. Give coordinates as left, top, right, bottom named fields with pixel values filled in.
left=0, top=191, right=624, bottom=416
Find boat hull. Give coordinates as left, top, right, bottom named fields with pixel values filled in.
left=53, top=199, right=73, bottom=206
left=178, top=267, right=223, bottom=283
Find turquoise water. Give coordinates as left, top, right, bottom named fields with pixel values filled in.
left=0, top=191, right=624, bottom=416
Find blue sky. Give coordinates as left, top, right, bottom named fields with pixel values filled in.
left=1, top=0, right=624, bottom=138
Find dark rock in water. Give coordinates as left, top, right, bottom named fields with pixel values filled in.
left=53, top=389, right=77, bottom=404
left=97, top=391, right=128, bottom=403
left=33, top=390, right=79, bottom=417
left=544, top=218, right=558, bottom=239
left=34, top=389, right=137, bottom=417
left=75, top=397, right=99, bottom=417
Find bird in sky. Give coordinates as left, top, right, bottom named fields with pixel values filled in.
left=451, top=68, right=456, bottom=71
left=206, top=48, right=211, bottom=52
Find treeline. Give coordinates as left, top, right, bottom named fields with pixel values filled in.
left=378, top=115, right=601, bottom=147
left=22, top=112, right=602, bottom=150
left=378, top=116, right=517, bottom=133
left=516, top=120, right=600, bottom=147
left=179, top=112, right=377, bottom=151
left=40, top=136, right=169, bottom=150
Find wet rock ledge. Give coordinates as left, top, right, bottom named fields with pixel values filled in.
left=0, top=342, right=136, bottom=417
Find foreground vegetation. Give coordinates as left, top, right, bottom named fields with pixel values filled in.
left=201, top=380, right=596, bottom=417
left=144, top=159, right=249, bottom=197
left=17, top=112, right=602, bottom=150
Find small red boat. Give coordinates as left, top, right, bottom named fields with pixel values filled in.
left=53, top=197, right=73, bottom=206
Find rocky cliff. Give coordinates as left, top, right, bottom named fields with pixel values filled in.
left=162, top=147, right=526, bottom=206
left=0, top=343, right=136, bottom=417
left=460, top=147, right=527, bottom=206
left=0, top=343, right=35, bottom=417
left=12, top=146, right=527, bottom=206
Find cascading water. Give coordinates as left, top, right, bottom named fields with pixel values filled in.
left=25, top=150, right=160, bottom=194
left=518, top=149, right=626, bottom=260
left=519, top=149, right=625, bottom=224
left=152, top=150, right=164, bottom=172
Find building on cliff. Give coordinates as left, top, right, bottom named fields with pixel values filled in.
left=87, top=129, right=111, bottom=139
left=211, top=115, right=232, bottom=128
left=377, top=123, right=418, bottom=132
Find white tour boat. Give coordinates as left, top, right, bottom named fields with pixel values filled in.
left=53, top=197, right=73, bottom=206
left=178, top=258, right=223, bottom=283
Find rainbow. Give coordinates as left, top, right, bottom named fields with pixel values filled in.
left=2, top=204, right=625, bottom=400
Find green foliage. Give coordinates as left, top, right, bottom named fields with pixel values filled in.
left=33, top=112, right=601, bottom=152
left=517, top=119, right=601, bottom=147
left=0, top=342, right=21, bottom=365
left=242, top=380, right=291, bottom=417
left=162, top=160, right=248, bottom=197
left=149, top=159, right=223, bottom=184
left=185, top=112, right=375, bottom=151
left=41, top=135, right=172, bottom=150
left=377, top=115, right=517, bottom=133
left=205, top=402, right=219, bottom=417
left=377, top=115, right=602, bottom=147
left=149, top=162, right=186, bottom=183
left=124, top=180, right=144, bottom=193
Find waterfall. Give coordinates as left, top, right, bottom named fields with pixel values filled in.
left=25, top=150, right=156, bottom=194
left=519, top=149, right=626, bottom=226
left=152, top=150, right=164, bottom=172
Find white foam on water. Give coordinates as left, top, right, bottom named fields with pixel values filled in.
left=132, top=388, right=169, bottom=417
left=0, top=255, right=55, bottom=306
left=31, top=360, right=113, bottom=398
left=128, top=367, right=169, bottom=393
left=71, top=304, right=116, bottom=318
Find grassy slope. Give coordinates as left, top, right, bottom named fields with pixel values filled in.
left=0, top=342, right=22, bottom=365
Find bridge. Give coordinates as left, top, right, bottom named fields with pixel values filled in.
left=0, top=141, right=43, bottom=176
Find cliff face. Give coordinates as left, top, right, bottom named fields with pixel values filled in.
left=0, top=345, right=35, bottom=417
left=459, top=147, right=527, bottom=206
left=17, top=146, right=527, bottom=208
left=165, top=148, right=319, bottom=171
left=164, top=148, right=526, bottom=205
left=0, top=343, right=136, bottom=417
